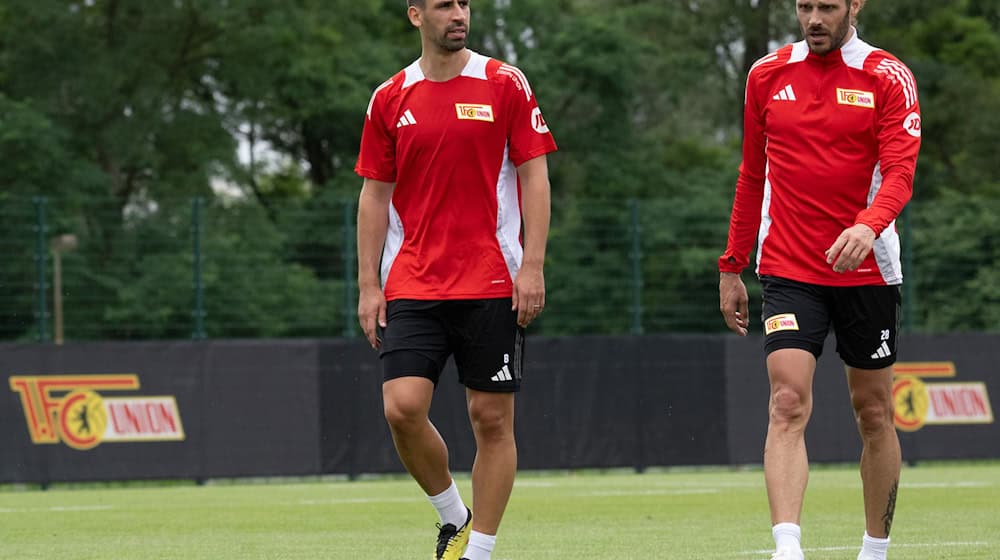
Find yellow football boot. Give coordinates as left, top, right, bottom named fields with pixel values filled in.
left=434, top=508, right=472, bottom=560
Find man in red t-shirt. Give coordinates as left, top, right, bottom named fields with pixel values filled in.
left=718, top=2, right=919, bottom=559
left=355, top=1, right=556, bottom=559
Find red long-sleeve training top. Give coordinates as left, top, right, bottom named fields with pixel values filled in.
left=720, top=31, right=921, bottom=286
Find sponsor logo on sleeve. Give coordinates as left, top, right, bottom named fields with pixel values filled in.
left=903, top=112, right=922, bottom=138
left=764, top=313, right=799, bottom=335
left=455, top=103, right=495, bottom=122
left=836, top=88, right=875, bottom=108
left=531, top=107, right=549, bottom=134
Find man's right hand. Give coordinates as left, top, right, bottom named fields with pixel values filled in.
left=719, top=272, right=749, bottom=336
left=358, top=286, right=387, bottom=349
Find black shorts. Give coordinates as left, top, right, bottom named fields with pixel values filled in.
left=760, top=275, right=901, bottom=370
left=379, top=298, right=524, bottom=392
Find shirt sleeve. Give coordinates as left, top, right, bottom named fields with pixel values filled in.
left=719, top=69, right=767, bottom=273
left=854, top=59, right=921, bottom=236
left=504, top=66, right=557, bottom=167
left=354, top=80, right=397, bottom=183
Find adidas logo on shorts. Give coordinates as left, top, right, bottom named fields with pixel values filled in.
left=491, top=365, right=512, bottom=382
left=871, top=341, right=892, bottom=360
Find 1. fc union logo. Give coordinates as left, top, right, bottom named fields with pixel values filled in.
left=9, top=374, right=185, bottom=450
left=892, top=362, right=994, bottom=432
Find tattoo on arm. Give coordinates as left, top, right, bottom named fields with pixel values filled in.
left=882, top=479, right=898, bottom=536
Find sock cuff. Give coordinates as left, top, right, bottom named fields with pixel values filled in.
left=863, top=532, right=891, bottom=544
left=427, top=479, right=457, bottom=502
left=772, top=522, right=802, bottom=537
left=469, top=530, right=497, bottom=546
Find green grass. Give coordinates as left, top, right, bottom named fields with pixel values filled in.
left=1, top=463, right=998, bottom=559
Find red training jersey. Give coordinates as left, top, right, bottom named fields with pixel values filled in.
left=356, top=51, right=557, bottom=301
left=719, top=32, right=921, bottom=286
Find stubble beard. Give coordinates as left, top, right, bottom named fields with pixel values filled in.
left=436, top=37, right=466, bottom=52
left=805, top=10, right=852, bottom=55
left=436, top=27, right=467, bottom=52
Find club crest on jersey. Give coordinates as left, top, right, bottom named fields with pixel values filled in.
left=764, top=313, right=800, bottom=335
left=837, top=88, right=875, bottom=109
left=531, top=107, right=549, bottom=134
left=455, top=104, right=495, bottom=122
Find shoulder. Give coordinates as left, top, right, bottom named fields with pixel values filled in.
left=365, top=67, right=409, bottom=119
left=747, top=43, right=804, bottom=81
left=860, top=49, right=918, bottom=109
left=861, top=49, right=916, bottom=80
left=842, top=36, right=917, bottom=92
left=485, top=57, right=535, bottom=101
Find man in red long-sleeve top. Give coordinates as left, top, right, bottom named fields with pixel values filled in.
left=719, top=1, right=920, bottom=559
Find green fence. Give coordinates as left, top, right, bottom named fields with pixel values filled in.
left=1, top=194, right=997, bottom=342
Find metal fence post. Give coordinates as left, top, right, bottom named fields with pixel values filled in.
left=192, top=197, right=206, bottom=339
left=33, top=197, right=50, bottom=342
left=343, top=198, right=357, bottom=338
left=629, top=198, right=644, bottom=335
left=902, top=205, right=914, bottom=333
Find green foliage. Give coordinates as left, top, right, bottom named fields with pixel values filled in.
left=910, top=193, right=1000, bottom=331
left=0, top=0, right=997, bottom=339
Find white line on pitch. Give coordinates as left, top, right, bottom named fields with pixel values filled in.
left=296, top=496, right=423, bottom=505
left=739, top=541, right=991, bottom=556
left=903, top=481, right=992, bottom=488
left=0, top=505, right=113, bottom=513
left=578, top=488, right=720, bottom=497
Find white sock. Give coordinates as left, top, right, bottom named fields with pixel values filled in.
left=463, top=531, right=496, bottom=560
left=427, top=480, right=468, bottom=528
left=773, top=522, right=802, bottom=551
left=860, top=532, right=890, bottom=559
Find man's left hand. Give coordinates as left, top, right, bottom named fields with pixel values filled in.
left=826, top=224, right=877, bottom=273
left=512, top=264, right=545, bottom=327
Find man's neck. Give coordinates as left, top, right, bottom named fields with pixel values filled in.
left=419, top=47, right=471, bottom=82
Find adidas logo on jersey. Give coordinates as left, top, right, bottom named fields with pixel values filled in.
left=871, top=341, right=892, bottom=360
left=491, top=365, right=513, bottom=382
left=773, top=84, right=797, bottom=101
left=396, top=109, right=417, bottom=128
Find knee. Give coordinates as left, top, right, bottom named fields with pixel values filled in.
left=854, top=398, right=894, bottom=438
left=468, top=404, right=512, bottom=442
left=769, top=385, right=810, bottom=428
left=383, top=397, right=426, bottom=432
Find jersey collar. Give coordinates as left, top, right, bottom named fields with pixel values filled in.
left=403, top=50, right=489, bottom=89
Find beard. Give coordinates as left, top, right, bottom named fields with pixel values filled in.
left=804, top=9, right=852, bottom=55
left=435, top=36, right=466, bottom=52
left=435, top=24, right=467, bottom=52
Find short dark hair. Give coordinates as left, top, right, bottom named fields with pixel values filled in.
left=407, top=0, right=423, bottom=7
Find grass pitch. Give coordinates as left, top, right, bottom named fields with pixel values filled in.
left=1, top=462, right=998, bottom=559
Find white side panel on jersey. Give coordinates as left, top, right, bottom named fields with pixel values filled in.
left=756, top=160, right=774, bottom=274
left=867, top=163, right=903, bottom=284
left=381, top=202, right=405, bottom=289
left=495, top=145, right=523, bottom=282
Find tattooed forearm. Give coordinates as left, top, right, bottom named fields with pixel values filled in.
left=882, top=479, right=898, bottom=536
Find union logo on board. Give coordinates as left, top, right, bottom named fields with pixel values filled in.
left=892, top=362, right=993, bottom=432
left=9, top=374, right=185, bottom=450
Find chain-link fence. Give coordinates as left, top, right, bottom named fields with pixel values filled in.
left=2, top=193, right=997, bottom=342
